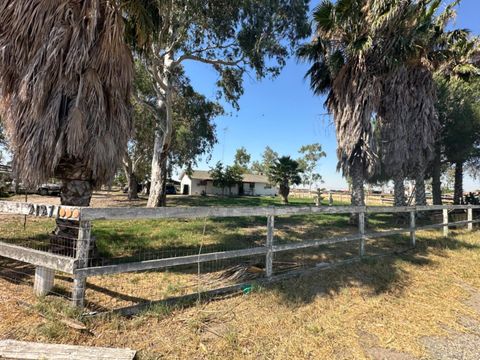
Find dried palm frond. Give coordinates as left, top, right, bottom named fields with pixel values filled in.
left=0, top=0, right=133, bottom=186
left=328, top=58, right=381, bottom=178
left=377, top=65, right=439, bottom=180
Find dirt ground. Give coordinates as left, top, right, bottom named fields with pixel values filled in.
left=1, top=229, right=480, bottom=359
left=6, top=191, right=150, bottom=208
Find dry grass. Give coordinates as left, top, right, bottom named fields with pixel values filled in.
left=1, top=228, right=480, bottom=359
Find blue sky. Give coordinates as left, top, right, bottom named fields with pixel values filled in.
left=184, top=0, right=480, bottom=191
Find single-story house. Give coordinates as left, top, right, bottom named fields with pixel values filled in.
left=179, top=170, right=277, bottom=196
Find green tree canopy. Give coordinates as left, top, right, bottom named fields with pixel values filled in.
left=437, top=76, right=480, bottom=165
left=251, top=146, right=279, bottom=178
left=297, top=143, right=326, bottom=190
left=233, top=147, right=251, bottom=173
left=435, top=75, right=480, bottom=203
left=136, top=0, right=311, bottom=207
left=210, top=161, right=243, bottom=195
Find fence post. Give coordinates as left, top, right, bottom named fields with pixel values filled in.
left=468, top=207, right=473, bottom=231
left=410, top=210, right=416, bottom=247
left=443, top=208, right=449, bottom=238
left=33, top=266, right=55, bottom=296
left=265, top=214, right=274, bottom=278
left=72, top=220, right=91, bottom=308
left=359, top=209, right=365, bottom=257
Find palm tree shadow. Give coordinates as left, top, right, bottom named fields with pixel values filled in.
left=0, top=257, right=34, bottom=285
left=269, top=233, right=479, bottom=306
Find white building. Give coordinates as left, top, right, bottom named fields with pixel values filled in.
left=179, top=170, right=278, bottom=196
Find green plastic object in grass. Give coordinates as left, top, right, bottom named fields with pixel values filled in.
left=241, top=284, right=252, bottom=295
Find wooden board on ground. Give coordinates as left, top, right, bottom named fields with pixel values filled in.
left=0, top=340, right=136, bottom=360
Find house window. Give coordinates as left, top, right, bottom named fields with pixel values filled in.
left=198, top=180, right=207, bottom=186
left=249, top=183, right=255, bottom=189
left=264, top=184, right=272, bottom=189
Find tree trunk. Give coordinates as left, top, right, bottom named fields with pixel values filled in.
left=350, top=161, right=365, bottom=224
left=59, top=179, right=93, bottom=206
left=147, top=56, right=174, bottom=208
left=53, top=160, right=94, bottom=257
left=280, top=183, right=289, bottom=204
left=432, top=143, right=442, bottom=205
left=123, top=154, right=139, bottom=200
left=160, top=160, right=168, bottom=206
left=148, top=143, right=169, bottom=207
left=127, top=173, right=139, bottom=200
left=415, top=168, right=427, bottom=206
left=453, top=161, right=463, bottom=205
left=393, top=173, right=406, bottom=207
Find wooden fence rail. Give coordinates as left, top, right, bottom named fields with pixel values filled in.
left=1, top=200, right=480, bottom=308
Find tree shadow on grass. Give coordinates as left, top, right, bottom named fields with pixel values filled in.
left=80, top=231, right=480, bottom=314
left=0, top=257, right=34, bottom=285
left=269, top=232, right=480, bottom=306
left=90, top=213, right=359, bottom=263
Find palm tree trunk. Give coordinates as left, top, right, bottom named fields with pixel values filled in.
left=453, top=161, right=463, bottom=205
left=350, top=161, right=364, bottom=224
left=415, top=171, right=426, bottom=206
left=393, top=173, right=406, bottom=207
left=280, top=183, right=289, bottom=204
left=59, top=179, right=93, bottom=206
left=432, top=143, right=442, bottom=205
left=350, top=161, right=365, bottom=206
left=53, top=160, right=94, bottom=257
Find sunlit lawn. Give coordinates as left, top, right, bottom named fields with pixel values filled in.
left=1, top=195, right=450, bottom=262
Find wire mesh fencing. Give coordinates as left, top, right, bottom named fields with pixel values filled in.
left=2, top=200, right=480, bottom=315
left=0, top=213, right=81, bottom=258
left=77, top=208, right=465, bottom=313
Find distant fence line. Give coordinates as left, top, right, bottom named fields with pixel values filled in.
left=0, top=200, right=479, bottom=310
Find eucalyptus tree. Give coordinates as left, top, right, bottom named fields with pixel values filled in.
left=139, top=0, right=310, bottom=207
left=139, top=0, right=309, bottom=207
left=251, top=146, right=279, bottom=177
left=297, top=143, right=326, bottom=191
left=168, top=86, right=221, bottom=176
left=233, top=147, right=252, bottom=173
left=126, top=61, right=221, bottom=201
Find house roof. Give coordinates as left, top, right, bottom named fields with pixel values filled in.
left=181, top=170, right=270, bottom=183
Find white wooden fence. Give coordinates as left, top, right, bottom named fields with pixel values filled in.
left=1, top=200, right=479, bottom=309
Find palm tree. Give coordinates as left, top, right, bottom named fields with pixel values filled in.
left=268, top=156, right=303, bottom=204
left=299, top=1, right=378, bottom=210
left=0, top=1, right=135, bottom=207
left=377, top=4, right=478, bottom=207
left=0, top=1, right=143, bottom=254
left=299, top=0, right=427, bottom=214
